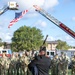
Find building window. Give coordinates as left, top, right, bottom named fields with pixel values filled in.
left=51, top=52, right=54, bottom=56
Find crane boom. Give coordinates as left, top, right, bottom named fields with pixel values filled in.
left=0, top=1, right=18, bottom=15
left=33, top=5, right=75, bottom=39
left=0, top=5, right=8, bottom=15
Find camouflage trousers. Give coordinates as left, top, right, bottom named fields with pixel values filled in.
left=0, top=62, right=32, bottom=75
left=51, top=65, right=58, bottom=75
left=0, top=67, right=9, bottom=75
left=58, top=64, right=68, bottom=75
left=71, top=66, right=75, bottom=75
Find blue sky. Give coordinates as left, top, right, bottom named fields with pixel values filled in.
left=0, top=0, right=75, bottom=46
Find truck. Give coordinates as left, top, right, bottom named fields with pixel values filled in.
left=0, top=49, right=12, bottom=57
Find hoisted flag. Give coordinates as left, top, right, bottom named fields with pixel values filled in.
left=8, top=10, right=28, bottom=28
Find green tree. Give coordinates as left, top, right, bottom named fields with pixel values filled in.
left=3, top=42, right=7, bottom=49
left=0, top=38, right=3, bottom=46
left=11, top=26, right=43, bottom=52
left=56, top=40, right=70, bottom=50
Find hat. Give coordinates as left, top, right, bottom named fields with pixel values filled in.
left=39, top=46, right=46, bottom=52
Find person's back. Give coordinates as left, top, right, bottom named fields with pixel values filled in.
left=36, top=55, right=51, bottom=75
left=28, top=46, right=51, bottom=75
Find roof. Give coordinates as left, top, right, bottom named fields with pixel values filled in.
left=46, top=41, right=58, bottom=44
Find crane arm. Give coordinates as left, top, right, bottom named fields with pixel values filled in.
left=0, top=5, right=9, bottom=15
left=0, top=1, right=18, bottom=15
left=33, top=5, right=75, bottom=39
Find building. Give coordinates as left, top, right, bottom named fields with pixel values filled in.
left=0, top=41, right=58, bottom=50
left=0, top=45, right=4, bottom=49
left=4, top=42, right=11, bottom=49
left=0, top=42, right=11, bottom=49
left=46, top=41, right=58, bottom=50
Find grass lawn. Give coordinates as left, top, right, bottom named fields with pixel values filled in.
left=5, top=69, right=73, bottom=75
left=68, top=70, right=71, bottom=75
left=49, top=69, right=72, bottom=75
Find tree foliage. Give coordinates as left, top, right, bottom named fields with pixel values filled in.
left=0, top=38, right=3, bottom=46
left=56, top=40, right=70, bottom=50
left=11, top=26, right=44, bottom=52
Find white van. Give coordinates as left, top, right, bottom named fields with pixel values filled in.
left=46, top=50, right=56, bottom=59
left=0, top=49, right=12, bottom=57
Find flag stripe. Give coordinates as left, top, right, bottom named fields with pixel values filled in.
left=8, top=10, right=28, bottom=28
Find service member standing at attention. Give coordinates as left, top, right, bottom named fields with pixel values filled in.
left=28, top=46, right=51, bottom=75
left=1, top=53, right=10, bottom=75
left=58, top=52, right=65, bottom=75
left=51, top=54, right=59, bottom=75
left=64, top=53, right=70, bottom=75
left=71, top=55, right=75, bottom=75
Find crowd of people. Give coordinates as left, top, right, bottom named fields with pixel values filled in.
left=0, top=47, right=75, bottom=75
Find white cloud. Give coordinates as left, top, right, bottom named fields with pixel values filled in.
left=17, top=0, right=59, bottom=10
left=1, top=0, right=59, bottom=23
left=5, top=35, right=11, bottom=42
left=47, top=36, right=55, bottom=41
left=0, top=32, right=13, bottom=43
left=17, top=0, right=44, bottom=10
left=0, top=0, right=59, bottom=42
left=63, top=0, right=71, bottom=3
left=65, top=36, right=73, bottom=40
left=72, top=17, right=75, bottom=21
left=1, top=0, right=59, bottom=21
left=0, top=18, right=9, bottom=28
left=41, top=21, right=47, bottom=27
left=64, top=36, right=75, bottom=46
left=24, top=13, right=38, bottom=18
left=43, top=0, right=59, bottom=9
left=35, top=20, right=47, bottom=27
left=2, top=0, right=59, bottom=10
left=47, top=35, right=75, bottom=46
left=58, top=35, right=75, bottom=46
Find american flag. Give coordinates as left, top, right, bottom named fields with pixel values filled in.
left=8, top=10, right=28, bottom=28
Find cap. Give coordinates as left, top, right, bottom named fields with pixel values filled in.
left=39, top=46, right=46, bottom=52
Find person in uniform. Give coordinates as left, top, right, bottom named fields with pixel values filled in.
left=28, top=46, right=51, bottom=75
left=64, top=53, right=70, bottom=75
left=71, top=55, right=75, bottom=75
left=51, top=54, right=59, bottom=75
left=16, top=53, right=21, bottom=75
left=0, top=53, right=10, bottom=75
left=58, top=52, right=65, bottom=75
left=20, top=51, right=30, bottom=75
left=9, top=53, right=17, bottom=75
left=0, top=57, right=2, bottom=75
